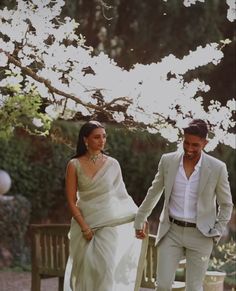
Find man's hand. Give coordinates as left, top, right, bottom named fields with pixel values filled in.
left=135, top=222, right=148, bottom=239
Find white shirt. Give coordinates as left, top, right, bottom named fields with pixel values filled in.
left=169, top=153, right=202, bottom=223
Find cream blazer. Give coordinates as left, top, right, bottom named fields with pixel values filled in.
left=134, top=151, right=233, bottom=245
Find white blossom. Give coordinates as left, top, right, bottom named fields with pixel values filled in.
left=0, top=0, right=235, bottom=149
left=0, top=52, right=8, bottom=66
left=167, top=0, right=236, bottom=22
left=32, top=118, right=44, bottom=127
left=45, top=105, right=60, bottom=119
left=113, top=112, right=125, bottom=123
left=159, top=125, right=179, bottom=143
left=226, top=0, right=236, bottom=22
left=226, top=99, right=236, bottom=111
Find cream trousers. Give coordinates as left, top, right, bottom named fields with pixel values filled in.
left=155, top=222, right=214, bottom=291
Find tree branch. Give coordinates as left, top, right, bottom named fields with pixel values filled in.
left=1, top=49, right=136, bottom=121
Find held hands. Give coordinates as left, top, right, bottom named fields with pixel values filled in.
left=135, top=222, right=148, bottom=239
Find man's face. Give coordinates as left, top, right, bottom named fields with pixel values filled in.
left=183, top=133, right=208, bottom=161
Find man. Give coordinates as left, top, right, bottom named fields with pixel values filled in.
left=134, top=119, right=233, bottom=291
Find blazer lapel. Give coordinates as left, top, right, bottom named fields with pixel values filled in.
left=165, top=152, right=182, bottom=198
left=197, top=152, right=211, bottom=196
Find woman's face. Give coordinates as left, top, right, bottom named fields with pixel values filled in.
left=84, top=127, right=106, bottom=152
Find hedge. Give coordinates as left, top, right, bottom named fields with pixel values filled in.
left=0, top=120, right=235, bottom=222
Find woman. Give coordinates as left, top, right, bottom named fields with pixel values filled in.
left=63, top=121, right=142, bottom=291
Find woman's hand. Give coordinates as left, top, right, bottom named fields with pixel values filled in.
left=135, top=222, right=148, bottom=239
left=82, top=228, right=94, bottom=241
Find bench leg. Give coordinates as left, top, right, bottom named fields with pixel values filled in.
left=58, top=276, right=64, bottom=291
left=31, top=272, right=41, bottom=291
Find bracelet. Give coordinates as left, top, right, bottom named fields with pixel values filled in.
left=82, top=228, right=91, bottom=234
left=73, top=213, right=82, bottom=219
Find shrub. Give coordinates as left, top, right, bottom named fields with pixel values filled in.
left=0, top=120, right=235, bottom=222
left=0, top=195, right=31, bottom=268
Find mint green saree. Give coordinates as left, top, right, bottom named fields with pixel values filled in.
left=63, top=157, right=142, bottom=291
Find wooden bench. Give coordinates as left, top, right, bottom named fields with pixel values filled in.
left=30, top=224, right=185, bottom=291
left=30, top=224, right=227, bottom=291
left=30, top=224, right=70, bottom=291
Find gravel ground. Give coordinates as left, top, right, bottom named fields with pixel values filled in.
left=0, top=271, right=152, bottom=291
left=0, top=271, right=234, bottom=291
left=0, top=271, right=58, bottom=291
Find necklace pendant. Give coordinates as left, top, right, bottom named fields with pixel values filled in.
left=91, top=156, right=97, bottom=164
left=89, top=153, right=102, bottom=164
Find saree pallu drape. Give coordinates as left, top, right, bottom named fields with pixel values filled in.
left=63, top=157, right=142, bottom=291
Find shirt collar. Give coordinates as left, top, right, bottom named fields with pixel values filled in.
left=180, top=151, right=203, bottom=169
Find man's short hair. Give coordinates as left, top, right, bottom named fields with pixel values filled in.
left=183, top=119, right=208, bottom=139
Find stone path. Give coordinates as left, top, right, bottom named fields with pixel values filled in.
left=0, top=271, right=58, bottom=291
left=0, top=271, right=151, bottom=291
left=0, top=271, right=233, bottom=291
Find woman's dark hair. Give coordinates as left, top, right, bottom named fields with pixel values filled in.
left=73, top=121, right=105, bottom=158
left=183, top=119, right=208, bottom=139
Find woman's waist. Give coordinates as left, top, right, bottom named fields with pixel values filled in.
left=78, top=203, right=136, bottom=226
left=77, top=195, right=137, bottom=209
left=90, top=214, right=136, bottom=229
